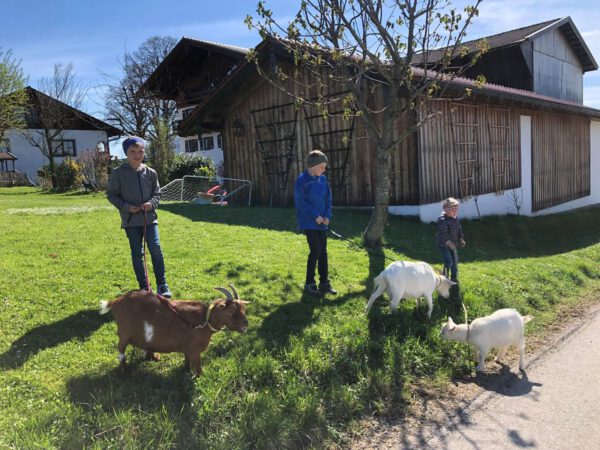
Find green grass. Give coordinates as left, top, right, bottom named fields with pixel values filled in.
left=1, top=186, right=599, bottom=449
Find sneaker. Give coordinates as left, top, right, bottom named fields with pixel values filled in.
left=319, top=282, right=338, bottom=295
left=304, top=283, right=322, bottom=296
left=158, top=284, right=172, bottom=298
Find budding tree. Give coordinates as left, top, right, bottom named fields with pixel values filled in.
left=247, top=0, right=486, bottom=246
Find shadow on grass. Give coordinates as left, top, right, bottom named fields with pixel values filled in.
left=0, top=309, right=111, bottom=370
left=258, top=289, right=358, bottom=349
left=161, top=203, right=600, bottom=263
left=66, top=365, right=199, bottom=447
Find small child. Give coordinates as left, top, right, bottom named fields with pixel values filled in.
left=436, top=197, right=466, bottom=282
left=107, top=137, right=172, bottom=297
left=294, top=149, right=337, bottom=296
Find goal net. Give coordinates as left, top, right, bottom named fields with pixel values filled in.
left=161, top=175, right=252, bottom=206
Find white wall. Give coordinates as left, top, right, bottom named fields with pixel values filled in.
left=174, top=133, right=224, bottom=169
left=389, top=115, right=600, bottom=222
left=7, top=129, right=109, bottom=182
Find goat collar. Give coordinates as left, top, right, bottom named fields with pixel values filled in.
left=197, top=304, right=223, bottom=332
left=466, top=323, right=471, bottom=343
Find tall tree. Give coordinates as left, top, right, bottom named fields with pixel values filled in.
left=23, top=63, right=87, bottom=188
left=247, top=0, right=486, bottom=246
left=104, top=36, right=177, bottom=140
left=146, top=118, right=175, bottom=185
left=0, top=48, right=27, bottom=145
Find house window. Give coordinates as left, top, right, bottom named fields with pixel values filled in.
left=184, top=139, right=199, bottom=153
left=182, top=108, right=194, bottom=120
left=201, top=136, right=214, bottom=151
left=52, top=139, right=77, bottom=156
left=217, top=134, right=222, bottom=149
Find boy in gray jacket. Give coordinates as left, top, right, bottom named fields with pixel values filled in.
left=107, top=137, right=171, bottom=297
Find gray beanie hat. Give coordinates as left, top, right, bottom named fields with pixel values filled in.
left=306, top=150, right=328, bottom=168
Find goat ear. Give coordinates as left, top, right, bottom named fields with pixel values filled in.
left=240, top=300, right=250, bottom=305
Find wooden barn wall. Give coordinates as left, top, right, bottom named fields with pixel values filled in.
left=530, top=111, right=590, bottom=212
left=418, top=100, right=521, bottom=204
left=533, top=29, right=583, bottom=104
left=221, top=70, right=419, bottom=206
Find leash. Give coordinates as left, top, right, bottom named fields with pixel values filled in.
left=328, top=229, right=398, bottom=263
left=141, top=209, right=219, bottom=331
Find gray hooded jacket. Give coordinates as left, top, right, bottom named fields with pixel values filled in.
left=107, top=163, right=161, bottom=228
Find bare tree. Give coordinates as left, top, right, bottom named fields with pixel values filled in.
left=104, top=36, right=177, bottom=140
left=247, top=0, right=486, bottom=246
left=23, top=63, right=87, bottom=188
left=0, top=48, right=27, bottom=144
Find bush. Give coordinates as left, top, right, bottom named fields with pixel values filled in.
left=168, top=154, right=216, bottom=182
left=39, top=158, right=83, bottom=191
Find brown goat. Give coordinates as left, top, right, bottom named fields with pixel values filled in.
left=99, top=286, right=249, bottom=375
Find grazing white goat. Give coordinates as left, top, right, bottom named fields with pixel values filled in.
left=366, top=261, right=456, bottom=317
left=440, top=308, right=533, bottom=372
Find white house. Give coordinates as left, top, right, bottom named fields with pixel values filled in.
left=141, top=38, right=249, bottom=174
left=0, top=87, right=121, bottom=184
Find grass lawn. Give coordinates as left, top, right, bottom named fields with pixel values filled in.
left=1, top=186, right=599, bottom=449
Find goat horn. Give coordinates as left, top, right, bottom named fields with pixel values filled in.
left=228, top=284, right=239, bottom=300
left=215, top=287, right=234, bottom=302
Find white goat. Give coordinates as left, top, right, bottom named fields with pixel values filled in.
left=366, top=261, right=456, bottom=317
left=440, top=308, right=533, bottom=372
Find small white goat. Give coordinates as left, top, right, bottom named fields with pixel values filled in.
left=366, top=261, right=456, bottom=317
left=440, top=308, right=533, bottom=372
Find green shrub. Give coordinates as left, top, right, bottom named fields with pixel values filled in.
left=168, top=154, right=216, bottom=182
left=39, top=158, right=83, bottom=191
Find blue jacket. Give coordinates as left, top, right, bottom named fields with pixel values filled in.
left=294, top=170, right=332, bottom=230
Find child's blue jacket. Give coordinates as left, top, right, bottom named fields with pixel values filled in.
left=294, top=170, right=332, bottom=230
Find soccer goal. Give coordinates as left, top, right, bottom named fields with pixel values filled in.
left=161, top=175, right=252, bottom=206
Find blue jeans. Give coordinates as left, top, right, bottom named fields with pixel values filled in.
left=440, top=246, right=458, bottom=280
left=125, top=224, right=167, bottom=290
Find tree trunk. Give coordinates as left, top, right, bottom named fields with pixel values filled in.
left=364, top=142, right=392, bottom=247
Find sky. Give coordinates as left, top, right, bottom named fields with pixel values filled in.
left=2, top=0, right=600, bottom=119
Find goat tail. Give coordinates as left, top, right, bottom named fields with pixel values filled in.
left=99, top=300, right=112, bottom=315
left=522, top=314, right=533, bottom=325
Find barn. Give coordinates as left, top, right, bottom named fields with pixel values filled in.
left=171, top=17, right=600, bottom=221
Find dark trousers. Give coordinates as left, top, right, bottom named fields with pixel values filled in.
left=304, top=229, right=329, bottom=285
left=125, top=223, right=167, bottom=290
left=440, top=246, right=458, bottom=280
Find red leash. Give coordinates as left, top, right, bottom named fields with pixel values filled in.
left=141, top=209, right=198, bottom=328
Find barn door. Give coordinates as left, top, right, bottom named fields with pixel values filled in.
left=303, top=91, right=356, bottom=204
left=450, top=103, right=479, bottom=199
left=250, top=102, right=299, bottom=207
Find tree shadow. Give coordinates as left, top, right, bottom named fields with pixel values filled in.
left=66, top=366, right=199, bottom=447
left=257, top=289, right=357, bottom=349
left=0, top=309, right=111, bottom=369
left=162, top=203, right=600, bottom=262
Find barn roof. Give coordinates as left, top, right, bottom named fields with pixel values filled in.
left=423, top=17, right=598, bottom=72
left=179, top=48, right=600, bottom=136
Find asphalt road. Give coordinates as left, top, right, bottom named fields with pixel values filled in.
left=424, top=305, right=600, bottom=450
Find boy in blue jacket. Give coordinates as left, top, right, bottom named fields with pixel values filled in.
left=294, top=150, right=337, bottom=296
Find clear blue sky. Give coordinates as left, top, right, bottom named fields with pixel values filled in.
left=2, top=0, right=600, bottom=119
